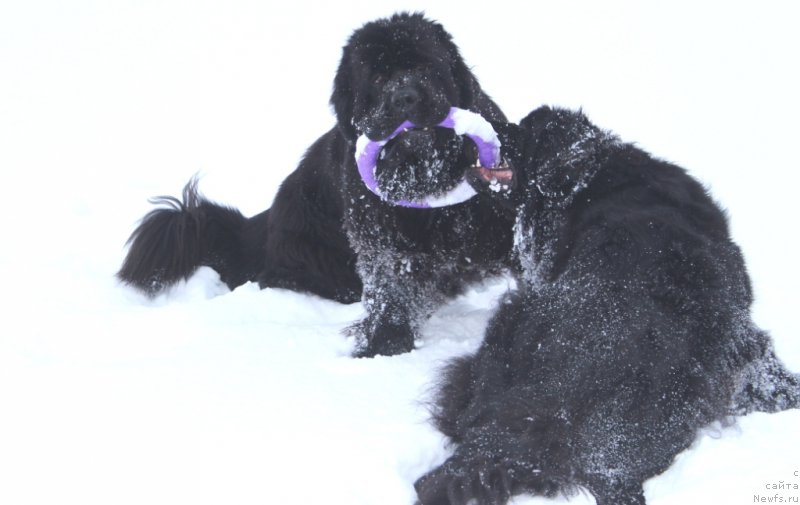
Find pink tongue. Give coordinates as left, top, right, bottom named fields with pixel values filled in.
left=478, top=166, right=513, bottom=183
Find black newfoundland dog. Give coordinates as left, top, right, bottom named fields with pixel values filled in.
left=414, top=107, right=800, bottom=505
left=118, top=12, right=513, bottom=356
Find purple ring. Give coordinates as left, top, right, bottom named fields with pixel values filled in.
left=354, top=107, right=501, bottom=208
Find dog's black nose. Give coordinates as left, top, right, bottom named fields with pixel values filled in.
left=391, top=87, right=420, bottom=115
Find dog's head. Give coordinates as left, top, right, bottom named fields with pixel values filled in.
left=469, top=107, right=614, bottom=212
left=331, top=12, right=492, bottom=203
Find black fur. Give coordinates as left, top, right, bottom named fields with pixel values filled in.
left=118, top=177, right=267, bottom=295
left=415, top=107, right=800, bottom=505
left=118, top=12, right=514, bottom=355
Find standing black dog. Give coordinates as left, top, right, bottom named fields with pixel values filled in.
left=118, top=13, right=513, bottom=356
left=414, top=107, right=800, bottom=504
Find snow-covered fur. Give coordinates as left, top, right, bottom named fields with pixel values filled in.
left=332, top=14, right=512, bottom=356
left=415, top=107, right=800, bottom=505
left=117, top=12, right=515, bottom=351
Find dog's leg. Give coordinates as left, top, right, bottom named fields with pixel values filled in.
left=348, top=251, right=447, bottom=356
left=348, top=308, right=416, bottom=357
left=348, top=272, right=417, bottom=356
left=414, top=455, right=516, bottom=505
left=415, top=405, right=574, bottom=505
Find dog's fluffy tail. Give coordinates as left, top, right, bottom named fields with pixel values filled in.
left=118, top=177, right=264, bottom=296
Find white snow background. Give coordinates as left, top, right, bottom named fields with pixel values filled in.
left=1, top=1, right=799, bottom=504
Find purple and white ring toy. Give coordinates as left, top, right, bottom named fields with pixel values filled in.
left=354, top=107, right=502, bottom=208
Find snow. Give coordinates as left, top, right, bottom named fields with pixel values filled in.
left=1, top=1, right=799, bottom=504
left=449, top=107, right=501, bottom=167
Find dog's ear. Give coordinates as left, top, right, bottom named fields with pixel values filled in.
left=437, top=26, right=506, bottom=123
left=520, top=106, right=608, bottom=205
left=427, top=21, right=475, bottom=110
left=330, top=49, right=357, bottom=142
left=451, top=56, right=476, bottom=109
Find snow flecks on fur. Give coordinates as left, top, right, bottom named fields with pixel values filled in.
left=4, top=5, right=800, bottom=505
left=417, top=107, right=800, bottom=505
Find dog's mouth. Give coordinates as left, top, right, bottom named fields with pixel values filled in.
left=474, top=164, right=514, bottom=186
left=354, top=107, right=505, bottom=208
left=462, top=162, right=516, bottom=211
left=374, top=127, right=474, bottom=202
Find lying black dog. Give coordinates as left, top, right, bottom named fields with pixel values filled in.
left=118, top=12, right=514, bottom=356
left=415, top=107, right=800, bottom=505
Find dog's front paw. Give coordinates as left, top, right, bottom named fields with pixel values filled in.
left=414, top=457, right=514, bottom=505
left=346, top=318, right=416, bottom=357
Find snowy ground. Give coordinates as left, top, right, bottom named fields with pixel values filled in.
left=1, top=1, right=799, bottom=504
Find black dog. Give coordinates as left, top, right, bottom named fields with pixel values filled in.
left=118, top=12, right=514, bottom=356
left=414, top=107, right=800, bottom=505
